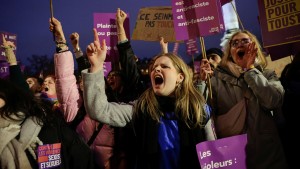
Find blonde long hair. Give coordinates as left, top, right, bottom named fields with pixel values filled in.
left=134, top=53, right=207, bottom=128
left=220, top=30, right=267, bottom=77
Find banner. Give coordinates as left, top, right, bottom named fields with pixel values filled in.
left=94, top=13, right=130, bottom=61
left=171, top=0, right=225, bottom=40
left=132, top=7, right=177, bottom=42
left=0, top=31, right=17, bottom=61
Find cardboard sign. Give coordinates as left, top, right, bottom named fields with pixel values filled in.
left=94, top=13, right=130, bottom=61
left=0, top=31, right=17, bottom=61
left=171, top=0, right=225, bottom=40
left=132, top=7, right=177, bottom=42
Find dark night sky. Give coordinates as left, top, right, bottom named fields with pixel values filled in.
left=0, top=0, right=261, bottom=65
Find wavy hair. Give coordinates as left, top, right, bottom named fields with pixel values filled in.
left=0, top=78, right=59, bottom=125
left=134, top=53, right=207, bottom=128
left=220, top=30, right=267, bottom=76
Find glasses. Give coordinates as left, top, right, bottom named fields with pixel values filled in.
left=230, top=38, right=251, bottom=48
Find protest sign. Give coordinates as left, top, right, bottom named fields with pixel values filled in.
left=171, top=0, right=225, bottom=40
left=132, top=7, right=177, bottom=42
left=94, top=13, right=130, bottom=62
left=258, top=0, right=300, bottom=60
left=196, top=134, right=247, bottom=169
left=0, top=61, right=9, bottom=79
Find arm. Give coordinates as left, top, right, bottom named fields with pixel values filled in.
left=160, top=36, right=168, bottom=54
left=70, top=32, right=91, bottom=72
left=116, top=8, right=140, bottom=89
left=244, top=68, right=284, bottom=110
left=82, top=28, right=133, bottom=127
left=50, top=17, right=83, bottom=122
left=1, top=34, right=29, bottom=91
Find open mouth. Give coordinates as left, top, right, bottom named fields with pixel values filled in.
left=154, top=75, right=163, bottom=85
left=44, top=87, right=49, bottom=92
left=237, top=51, right=245, bottom=58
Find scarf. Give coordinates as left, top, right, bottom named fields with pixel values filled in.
left=0, top=116, right=42, bottom=169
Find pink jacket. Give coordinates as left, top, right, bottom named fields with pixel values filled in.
left=54, top=51, right=114, bottom=169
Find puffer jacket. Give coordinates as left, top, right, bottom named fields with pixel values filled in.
left=210, top=66, right=288, bottom=169
left=54, top=51, right=114, bottom=169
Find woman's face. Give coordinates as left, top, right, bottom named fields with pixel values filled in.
left=42, top=76, right=56, bottom=96
left=150, top=56, right=183, bottom=96
left=230, top=33, right=252, bottom=64
left=0, top=98, right=5, bottom=108
left=107, top=71, right=122, bottom=92
left=26, top=77, right=36, bottom=89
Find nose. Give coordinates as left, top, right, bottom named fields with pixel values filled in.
left=154, top=66, right=161, bottom=72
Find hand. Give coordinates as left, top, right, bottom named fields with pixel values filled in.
left=70, top=32, right=80, bottom=50
left=1, top=34, right=16, bottom=49
left=200, top=59, right=213, bottom=81
left=116, top=8, right=127, bottom=26
left=235, top=42, right=257, bottom=70
left=86, top=28, right=107, bottom=73
left=160, top=36, right=168, bottom=54
left=49, top=17, right=66, bottom=43
left=1, top=34, right=17, bottom=65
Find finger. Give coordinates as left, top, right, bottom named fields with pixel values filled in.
left=93, top=28, right=99, bottom=43
left=120, top=10, right=126, bottom=17
left=2, top=34, right=6, bottom=43
left=117, top=8, right=120, bottom=17
left=101, top=39, right=107, bottom=51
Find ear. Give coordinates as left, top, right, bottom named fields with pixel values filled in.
left=177, top=73, right=184, bottom=84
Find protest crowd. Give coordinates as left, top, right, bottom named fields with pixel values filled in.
left=1, top=1, right=299, bottom=169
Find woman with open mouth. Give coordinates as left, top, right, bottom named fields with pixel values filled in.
left=201, top=29, right=288, bottom=169
left=81, top=28, right=215, bottom=169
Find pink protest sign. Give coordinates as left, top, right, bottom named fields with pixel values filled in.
left=0, top=32, right=17, bottom=61
left=172, top=0, right=225, bottom=40
left=94, top=13, right=130, bottom=62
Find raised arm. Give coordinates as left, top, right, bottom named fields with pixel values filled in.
left=49, top=17, right=83, bottom=122
left=70, top=32, right=91, bottom=73
left=82, top=29, right=133, bottom=127
left=1, top=34, right=29, bottom=91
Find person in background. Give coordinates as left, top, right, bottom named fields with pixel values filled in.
left=26, top=76, right=42, bottom=97
left=202, top=29, right=288, bottom=169
left=40, top=74, right=60, bottom=110
left=197, top=48, right=223, bottom=101
left=0, top=78, right=95, bottom=169
left=279, top=52, right=300, bottom=169
left=82, top=27, right=214, bottom=169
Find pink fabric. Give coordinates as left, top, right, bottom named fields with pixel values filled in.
left=54, top=52, right=114, bottom=168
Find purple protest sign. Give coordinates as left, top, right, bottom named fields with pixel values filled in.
left=94, top=13, right=130, bottom=62
left=196, top=134, right=247, bottom=169
left=0, top=32, right=17, bottom=61
left=0, top=61, right=10, bottom=79
left=103, top=62, right=112, bottom=77
left=172, top=0, right=225, bottom=40
left=0, top=61, right=25, bottom=79
left=258, top=0, right=300, bottom=48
